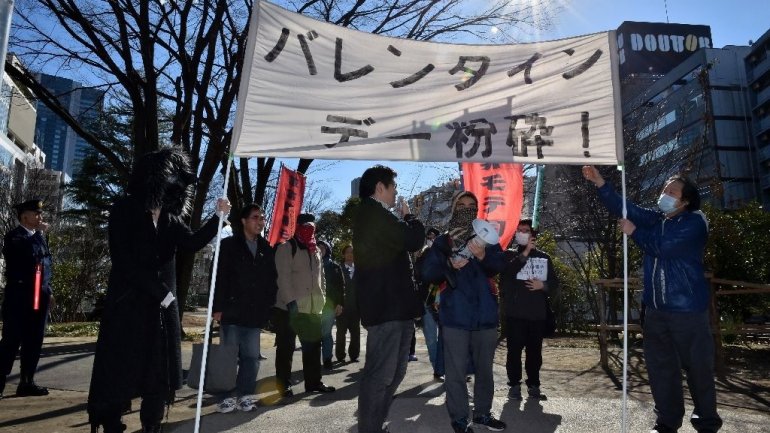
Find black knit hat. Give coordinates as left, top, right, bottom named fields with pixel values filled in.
left=297, top=213, right=315, bottom=225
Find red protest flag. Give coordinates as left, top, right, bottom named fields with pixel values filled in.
left=268, top=166, right=306, bottom=247
left=462, top=163, right=523, bottom=249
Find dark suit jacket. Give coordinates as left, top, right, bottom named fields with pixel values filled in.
left=353, top=197, right=425, bottom=327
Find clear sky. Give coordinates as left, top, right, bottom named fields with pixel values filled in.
left=284, top=0, right=770, bottom=212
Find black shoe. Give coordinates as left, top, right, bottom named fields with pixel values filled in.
left=433, top=374, right=445, bottom=382
left=16, top=382, right=49, bottom=397
left=527, top=385, right=547, bottom=401
left=282, top=388, right=294, bottom=398
left=349, top=357, right=359, bottom=363
left=258, top=354, right=267, bottom=360
left=323, top=358, right=333, bottom=370
left=306, top=383, right=336, bottom=393
left=142, top=423, right=162, bottom=433
left=473, top=413, right=507, bottom=431
left=650, top=423, right=677, bottom=433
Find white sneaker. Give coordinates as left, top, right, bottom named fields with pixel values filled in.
left=236, top=396, right=256, bottom=412
left=216, top=397, right=236, bottom=413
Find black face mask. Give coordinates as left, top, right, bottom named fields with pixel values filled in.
left=161, top=174, right=196, bottom=215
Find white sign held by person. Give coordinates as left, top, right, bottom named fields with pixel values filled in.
left=231, top=1, right=623, bottom=165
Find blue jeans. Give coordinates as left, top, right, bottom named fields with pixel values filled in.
left=422, top=305, right=443, bottom=374
left=321, top=306, right=336, bottom=361
left=220, top=325, right=261, bottom=397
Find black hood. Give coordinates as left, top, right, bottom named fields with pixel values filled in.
left=127, top=147, right=196, bottom=216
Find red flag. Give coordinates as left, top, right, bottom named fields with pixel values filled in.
left=462, top=163, right=524, bottom=249
left=33, top=263, right=42, bottom=310
left=268, top=166, right=306, bottom=247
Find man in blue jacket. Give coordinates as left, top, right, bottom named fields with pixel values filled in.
left=583, top=166, right=721, bottom=433
left=421, top=191, right=507, bottom=433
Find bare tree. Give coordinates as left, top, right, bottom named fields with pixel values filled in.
left=7, top=0, right=558, bottom=319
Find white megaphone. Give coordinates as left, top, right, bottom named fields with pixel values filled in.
left=452, top=219, right=500, bottom=261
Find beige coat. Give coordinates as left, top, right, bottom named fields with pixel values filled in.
left=274, top=240, right=326, bottom=315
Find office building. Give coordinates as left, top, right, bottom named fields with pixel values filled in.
left=33, top=73, right=104, bottom=177
left=623, top=45, right=756, bottom=209
left=745, top=28, right=770, bottom=208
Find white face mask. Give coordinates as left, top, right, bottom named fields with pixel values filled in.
left=657, top=193, right=679, bottom=214
left=514, top=231, right=530, bottom=246
left=425, top=239, right=433, bottom=248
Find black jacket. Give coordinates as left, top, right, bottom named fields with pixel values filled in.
left=499, top=247, right=559, bottom=321
left=213, top=233, right=278, bottom=328
left=2, top=226, right=53, bottom=312
left=340, top=262, right=357, bottom=314
left=322, top=257, right=345, bottom=308
left=89, top=196, right=220, bottom=411
left=353, top=197, right=425, bottom=327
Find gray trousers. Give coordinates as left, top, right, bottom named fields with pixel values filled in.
left=358, top=320, right=414, bottom=433
left=644, top=308, right=722, bottom=432
left=443, top=326, right=498, bottom=424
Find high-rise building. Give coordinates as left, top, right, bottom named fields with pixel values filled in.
left=745, top=28, right=770, bottom=208
left=33, top=73, right=104, bottom=177
left=350, top=177, right=360, bottom=198
left=622, top=45, right=756, bottom=209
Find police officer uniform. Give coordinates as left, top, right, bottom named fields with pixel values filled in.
left=0, top=199, right=52, bottom=398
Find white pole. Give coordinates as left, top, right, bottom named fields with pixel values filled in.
left=620, top=163, right=629, bottom=433
left=0, top=0, right=15, bottom=70
left=193, top=153, right=233, bottom=433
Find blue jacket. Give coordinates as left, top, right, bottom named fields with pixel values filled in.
left=597, top=183, right=710, bottom=313
left=420, top=234, right=505, bottom=330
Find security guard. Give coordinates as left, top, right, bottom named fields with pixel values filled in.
left=0, top=199, right=53, bottom=398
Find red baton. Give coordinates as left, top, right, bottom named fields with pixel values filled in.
left=33, top=263, right=42, bottom=311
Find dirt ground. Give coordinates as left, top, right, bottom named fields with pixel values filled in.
left=505, top=335, right=770, bottom=413
left=0, top=319, right=767, bottom=432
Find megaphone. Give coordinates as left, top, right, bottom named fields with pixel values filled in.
left=452, top=219, right=500, bottom=261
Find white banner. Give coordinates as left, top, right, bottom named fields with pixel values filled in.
left=231, top=1, right=623, bottom=165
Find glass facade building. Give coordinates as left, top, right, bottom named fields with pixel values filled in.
left=33, top=73, right=104, bottom=177
left=745, top=28, right=770, bottom=209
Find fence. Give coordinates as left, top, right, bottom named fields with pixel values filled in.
left=593, top=276, right=770, bottom=377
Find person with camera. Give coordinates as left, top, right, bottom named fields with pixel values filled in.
left=499, top=219, right=558, bottom=401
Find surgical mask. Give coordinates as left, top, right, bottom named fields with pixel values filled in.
left=514, top=231, right=530, bottom=246
left=657, top=193, right=679, bottom=214
left=425, top=239, right=433, bottom=248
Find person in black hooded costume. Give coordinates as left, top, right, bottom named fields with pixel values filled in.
left=87, top=148, right=230, bottom=433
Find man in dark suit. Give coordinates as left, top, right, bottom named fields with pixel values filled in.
left=335, top=244, right=360, bottom=363
left=354, top=165, right=425, bottom=433
left=0, top=199, right=53, bottom=399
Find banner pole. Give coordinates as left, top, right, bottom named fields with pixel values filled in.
left=531, top=165, right=545, bottom=229
left=620, top=163, right=629, bottom=433
left=194, top=153, right=234, bottom=433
